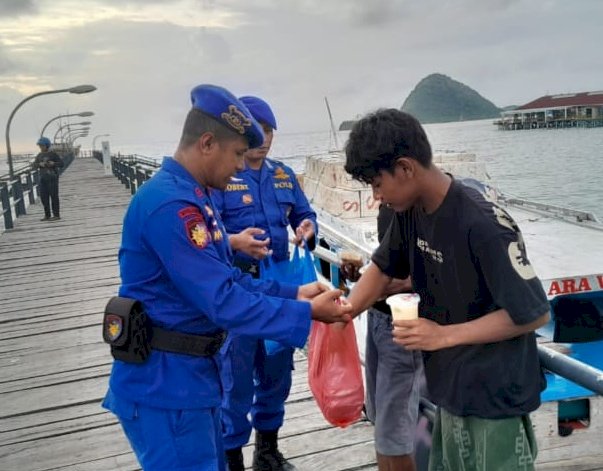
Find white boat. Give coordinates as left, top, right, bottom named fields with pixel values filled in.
left=303, top=150, right=603, bottom=469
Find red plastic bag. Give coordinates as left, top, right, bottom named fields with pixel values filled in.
left=308, top=320, right=364, bottom=428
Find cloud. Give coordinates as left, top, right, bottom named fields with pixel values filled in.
left=1, top=0, right=603, bottom=155
left=0, top=0, right=37, bottom=17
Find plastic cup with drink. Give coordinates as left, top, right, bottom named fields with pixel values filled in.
left=386, top=293, right=420, bottom=328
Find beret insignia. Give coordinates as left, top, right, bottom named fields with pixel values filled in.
left=221, top=105, right=251, bottom=134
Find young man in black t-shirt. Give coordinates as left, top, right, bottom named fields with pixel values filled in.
left=344, top=109, right=550, bottom=470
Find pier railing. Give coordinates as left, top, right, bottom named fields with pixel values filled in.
left=0, top=153, right=74, bottom=231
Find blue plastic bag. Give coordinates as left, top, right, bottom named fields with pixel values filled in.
left=261, top=242, right=317, bottom=354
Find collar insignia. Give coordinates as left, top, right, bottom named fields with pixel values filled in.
left=213, top=229, right=224, bottom=241
left=221, top=105, right=251, bottom=135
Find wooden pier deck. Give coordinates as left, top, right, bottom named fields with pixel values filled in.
left=0, top=157, right=377, bottom=471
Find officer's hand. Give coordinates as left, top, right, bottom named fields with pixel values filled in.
left=297, top=281, right=329, bottom=301
left=294, top=219, right=315, bottom=246
left=310, top=290, right=353, bottom=324
left=229, top=228, right=272, bottom=260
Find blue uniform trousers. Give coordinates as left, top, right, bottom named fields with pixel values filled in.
left=103, top=389, right=225, bottom=470
left=220, top=336, right=294, bottom=450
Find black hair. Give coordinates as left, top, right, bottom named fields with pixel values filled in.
left=178, top=108, right=240, bottom=148
left=344, top=109, right=432, bottom=184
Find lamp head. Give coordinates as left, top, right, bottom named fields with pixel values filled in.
left=69, top=85, right=96, bottom=94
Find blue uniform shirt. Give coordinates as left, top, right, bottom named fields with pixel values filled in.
left=109, top=157, right=311, bottom=410
left=213, top=159, right=317, bottom=263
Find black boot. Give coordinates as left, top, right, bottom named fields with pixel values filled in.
left=252, top=430, right=296, bottom=471
left=225, top=447, right=245, bottom=471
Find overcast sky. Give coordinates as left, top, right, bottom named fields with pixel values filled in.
left=1, top=0, right=602, bottom=154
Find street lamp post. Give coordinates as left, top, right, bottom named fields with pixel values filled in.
left=63, top=129, right=90, bottom=149
left=53, top=121, right=92, bottom=143
left=64, top=128, right=90, bottom=144
left=66, top=130, right=90, bottom=142
left=92, top=134, right=110, bottom=151
left=5, top=84, right=96, bottom=179
left=40, top=111, right=94, bottom=137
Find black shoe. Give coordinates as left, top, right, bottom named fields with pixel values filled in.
left=49, top=215, right=61, bottom=221
left=252, top=447, right=296, bottom=471
left=40, top=216, right=51, bottom=221
left=225, top=447, right=245, bottom=471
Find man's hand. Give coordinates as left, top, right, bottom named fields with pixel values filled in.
left=297, top=281, right=330, bottom=301
left=229, top=228, right=272, bottom=260
left=310, top=289, right=353, bottom=324
left=392, top=318, right=449, bottom=351
left=294, top=219, right=315, bottom=246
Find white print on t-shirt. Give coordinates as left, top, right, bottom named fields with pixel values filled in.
left=417, top=237, right=444, bottom=263
left=492, top=206, right=537, bottom=280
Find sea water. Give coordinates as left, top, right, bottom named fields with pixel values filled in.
left=2, top=119, right=601, bottom=219
left=270, top=120, right=603, bottom=220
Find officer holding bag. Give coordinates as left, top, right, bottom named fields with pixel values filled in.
left=212, top=96, right=317, bottom=471
left=101, top=85, right=352, bottom=471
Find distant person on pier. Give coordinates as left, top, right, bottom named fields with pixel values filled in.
left=32, top=136, right=63, bottom=221
left=212, top=95, right=317, bottom=471
left=101, top=84, right=352, bottom=471
left=340, top=203, right=424, bottom=471
left=344, top=109, right=550, bottom=471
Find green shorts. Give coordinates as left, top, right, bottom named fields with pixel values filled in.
left=429, top=407, right=537, bottom=471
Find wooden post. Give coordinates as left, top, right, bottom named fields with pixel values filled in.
left=13, top=177, right=26, bottom=216
left=0, top=182, right=13, bottom=230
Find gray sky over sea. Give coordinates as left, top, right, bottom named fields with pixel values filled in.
left=1, top=0, right=602, bottom=153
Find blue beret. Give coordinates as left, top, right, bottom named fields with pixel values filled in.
left=37, top=137, right=51, bottom=147
left=238, top=96, right=277, bottom=131
left=190, top=84, right=264, bottom=149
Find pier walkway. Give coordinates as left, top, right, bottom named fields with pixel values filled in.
left=0, top=158, right=377, bottom=471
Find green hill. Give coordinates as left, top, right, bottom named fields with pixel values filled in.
left=338, top=120, right=357, bottom=131
left=401, top=73, right=501, bottom=123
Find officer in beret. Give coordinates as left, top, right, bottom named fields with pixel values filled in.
left=213, top=96, right=316, bottom=471
left=102, top=84, right=353, bottom=471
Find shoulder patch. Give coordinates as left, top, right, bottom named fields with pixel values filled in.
left=273, top=166, right=290, bottom=180
left=186, top=217, right=211, bottom=249
left=178, top=206, right=202, bottom=219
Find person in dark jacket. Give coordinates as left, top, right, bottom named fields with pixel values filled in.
left=32, top=137, right=63, bottom=221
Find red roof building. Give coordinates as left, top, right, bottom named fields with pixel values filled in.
left=497, top=91, right=603, bottom=130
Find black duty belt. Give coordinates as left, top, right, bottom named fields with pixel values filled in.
left=234, top=259, right=260, bottom=278
left=103, top=296, right=226, bottom=364
left=150, top=326, right=226, bottom=357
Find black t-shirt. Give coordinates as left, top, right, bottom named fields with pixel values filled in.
left=372, top=179, right=549, bottom=418
left=372, top=205, right=396, bottom=314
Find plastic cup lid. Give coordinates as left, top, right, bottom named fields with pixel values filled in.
left=385, top=293, right=421, bottom=305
